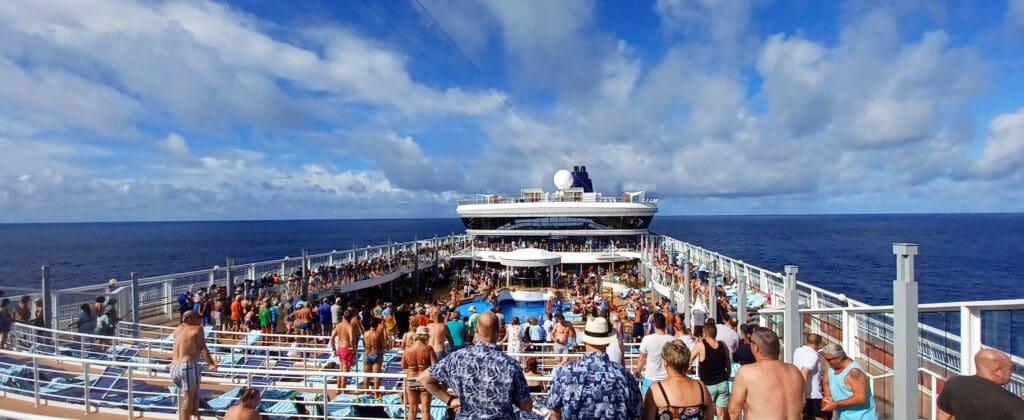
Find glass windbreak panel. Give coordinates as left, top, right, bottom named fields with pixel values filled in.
left=462, top=216, right=653, bottom=230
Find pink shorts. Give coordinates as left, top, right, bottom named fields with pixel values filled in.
left=337, top=347, right=355, bottom=367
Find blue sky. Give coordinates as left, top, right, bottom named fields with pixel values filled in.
left=1, top=0, right=1023, bottom=222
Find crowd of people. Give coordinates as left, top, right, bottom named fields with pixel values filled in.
left=99, top=244, right=1023, bottom=420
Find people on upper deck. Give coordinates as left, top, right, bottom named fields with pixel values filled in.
left=728, top=327, right=804, bottom=420
left=937, top=348, right=1024, bottom=420
left=820, top=343, right=877, bottom=420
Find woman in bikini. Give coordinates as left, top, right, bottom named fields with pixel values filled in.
left=643, top=341, right=714, bottom=420
left=401, top=327, right=438, bottom=420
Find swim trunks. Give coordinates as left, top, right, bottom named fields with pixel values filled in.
left=170, top=361, right=201, bottom=391
left=300, top=322, right=312, bottom=331
left=365, top=353, right=382, bottom=364
left=337, top=347, right=355, bottom=367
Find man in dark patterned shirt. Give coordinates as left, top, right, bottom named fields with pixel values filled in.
left=547, top=316, right=643, bottom=420
left=420, top=311, right=533, bottom=419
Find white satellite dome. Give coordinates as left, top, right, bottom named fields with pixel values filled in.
left=553, top=169, right=574, bottom=190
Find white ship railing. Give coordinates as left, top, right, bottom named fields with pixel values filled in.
left=644, top=234, right=1024, bottom=420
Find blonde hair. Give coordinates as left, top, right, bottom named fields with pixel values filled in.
left=661, top=340, right=691, bottom=373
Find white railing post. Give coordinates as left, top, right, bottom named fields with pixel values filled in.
left=783, top=265, right=800, bottom=363
left=841, top=308, right=859, bottom=360
left=737, top=261, right=747, bottom=324
left=83, top=362, right=91, bottom=414
left=893, top=243, right=919, bottom=420
left=163, top=280, right=173, bottom=321
left=708, top=258, right=718, bottom=324
left=32, top=355, right=40, bottom=407
left=131, top=272, right=140, bottom=338
left=959, top=305, right=981, bottom=375
left=127, top=366, right=135, bottom=417
left=683, top=252, right=692, bottom=329
left=930, top=373, right=938, bottom=420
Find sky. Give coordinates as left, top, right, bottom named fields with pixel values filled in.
left=0, top=0, right=1023, bottom=222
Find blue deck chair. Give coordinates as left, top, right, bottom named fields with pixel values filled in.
left=206, top=386, right=242, bottom=412
left=326, top=393, right=360, bottom=418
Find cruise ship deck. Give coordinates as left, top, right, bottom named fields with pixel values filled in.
left=1, top=232, right=1021, bottom=419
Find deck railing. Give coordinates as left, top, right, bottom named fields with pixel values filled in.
left=643, top=234, right=1024, bottom=420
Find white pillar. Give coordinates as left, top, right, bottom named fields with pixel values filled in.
left=893, top=243, right=919, bottom=420
left=783, top=265, right=800, bottom=363
left=737, top=261, right=747, bottom=324
left=959, top=306, right=981, bottom=375
left=683, top=256, right=692, bottom=329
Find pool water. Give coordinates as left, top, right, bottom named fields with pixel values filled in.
left=456, top=300, right=548, bottom=322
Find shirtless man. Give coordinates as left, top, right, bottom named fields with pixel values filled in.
left=223, top=386, right=261, bottom=420
left=363, top=317, right=387, bottom=395
left=551, top=313, right=572, bottom=359
left=427, top=307, right=455, bottom=360
left=402, top=327, right=438, bottom=420
left=728, top=327, right=805, bottom=420
left=292, top=303, right=313, bottom=337
left=170, top=310, right=218, bottom=420
left=330, top=310, right=356, bottom=389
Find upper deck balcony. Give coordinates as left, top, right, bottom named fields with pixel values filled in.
left=456, top=188, right=658, bottom=207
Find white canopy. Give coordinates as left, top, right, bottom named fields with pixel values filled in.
left=499, top=248, right=562, bottom=267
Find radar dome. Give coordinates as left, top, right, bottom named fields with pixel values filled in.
left=553, top=169, right=574, bottom=190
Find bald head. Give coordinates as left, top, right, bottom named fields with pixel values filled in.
left=475, top=311, right=499, bottom=343
left=181, top=310, right=200, bottom=324
left=975, top=349, right=1013, bottom=385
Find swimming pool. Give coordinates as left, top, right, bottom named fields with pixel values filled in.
left=455, top=290, right=583, bottom=323
left=455, top=300, right=547, bottom=323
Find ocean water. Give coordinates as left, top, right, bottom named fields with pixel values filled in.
left=0, top=215, right=1020, bottom=306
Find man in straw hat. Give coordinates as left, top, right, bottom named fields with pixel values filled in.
left=547, top=316, right=642, bottom=420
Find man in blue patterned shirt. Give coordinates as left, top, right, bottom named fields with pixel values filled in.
left=547, top=316, right=643, bottom=420
left=420, top=311, right=533, bottom=419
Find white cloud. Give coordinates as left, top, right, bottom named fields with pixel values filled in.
left=0, top=0, right=507, bottom=136
left=963, top=108, right=1024, bottom=179
left=161, top=133, right=190, bottom=160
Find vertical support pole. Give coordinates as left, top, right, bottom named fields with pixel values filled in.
left=131, top=272, right=140, bottom=338
left=842, top=308, right=859, bottom=360
left=126, top=366, right=135, bottom=417
left=549, top=267, right=554, bottom=289
left=708, top=259, right=718, bottom=325
left=413, top=240, right=420, bottom=295
left=783, top=265, right=800, bottom=363
left=226, top=257, right=235, bottom=294
left=41, top=266, right=52, bottom=328
left=683, top=257, right=692, bottom=329
left=893, top=243, right=919, bottom=420
left=42, top=265, right=58, bottom=347
left=164, top=280, right=173, bottom=321
left=959, top=305, right=981, bottom=375
left=301, top=249, right=310, bottom=299
left=737, top=261, right=747, bottom=325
